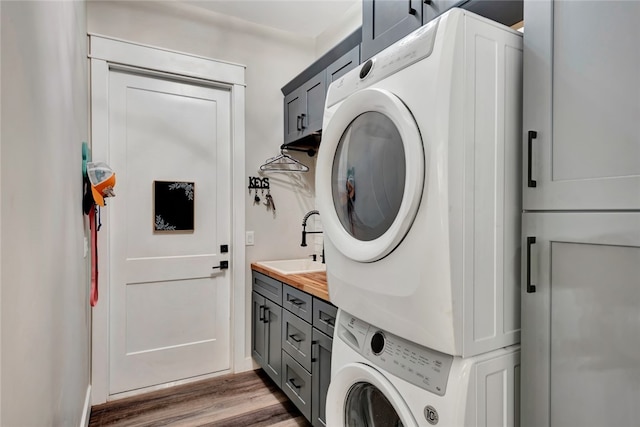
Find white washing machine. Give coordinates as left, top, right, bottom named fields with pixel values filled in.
left=327, top=309, right=520, bottom=427
left=316, top=8, right=523, bottom=357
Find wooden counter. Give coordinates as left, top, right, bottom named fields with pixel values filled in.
left=251, top=263, right=329, bottom=302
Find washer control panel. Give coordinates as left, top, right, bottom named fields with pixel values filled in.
left=337, top=311, right=453, bottom=396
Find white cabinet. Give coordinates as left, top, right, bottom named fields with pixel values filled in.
left=521, top=212, right=640, bottom=427
left=523, top=1, right=640, bottom=210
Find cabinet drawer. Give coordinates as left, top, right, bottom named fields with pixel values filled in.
left=312, top=298, right=337, bottom=338
left=282, top=351, right=312, bottom=422
left=283, top=284, right=312, bottom=323
left=282, top=309, right=313, bottom=371
left=252, top=271, right=282, bottom=304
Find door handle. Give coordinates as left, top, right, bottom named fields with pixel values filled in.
left=299, top=113, right=306, bottom=130
left=527, top=130, right=537, bottom=188
left=259, top=305, right=265, bottom=322
left=526, top=236, right=536, bottom=293
left=212, top=260, right=229, bottom=270
left=408, top=0, right=417, bottom=15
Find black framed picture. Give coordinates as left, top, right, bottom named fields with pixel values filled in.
left=154, top=181, right=195, bottom=232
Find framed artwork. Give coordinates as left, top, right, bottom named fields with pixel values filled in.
left=154, top=181, right=195, bottom=232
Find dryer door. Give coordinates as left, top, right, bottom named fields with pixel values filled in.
left=326, top=362, right=418, bottom=427
left=316, top=88, right=424, bottom=262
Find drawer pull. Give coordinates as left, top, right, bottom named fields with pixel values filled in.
left=288, top=334, right=303, bottom=343
left=288, top=378, right=302, bottom=389
left=319, top=313, right=335, bottom=326
left=289, top=297, right=305, bottom=307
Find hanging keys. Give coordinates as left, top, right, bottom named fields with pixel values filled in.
left=264, top=193, right=276, bottom=212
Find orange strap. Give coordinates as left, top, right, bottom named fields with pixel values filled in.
left=90, top=205, right=99, bottom=307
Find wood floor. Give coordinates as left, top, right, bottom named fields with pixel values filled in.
left=89, top=370, right=311, bottom=427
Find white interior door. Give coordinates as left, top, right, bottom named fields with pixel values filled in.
left=107, top=69, right=231, bottom=394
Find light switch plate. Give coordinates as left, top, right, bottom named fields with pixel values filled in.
left=245, top=231, right=255, bottom=246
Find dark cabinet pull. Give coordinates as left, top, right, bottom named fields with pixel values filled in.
left=263, top=307, right=270, bottom=324
left=527, top=130, right=537, bottom=188
left=288, top=378, right=302, bottom=389
left=259, top=305, right=265, bottom=322
left=311, top=340, right=318, bottom=363
left=408, top=0, right=417, bottom=15
left=289, top=297, right=305, bottom=307
left=288, top=334, right=303, bottom=343
left=424, top=0, right=432, bottom=4
left=526, top=236, right=537, bottom=293
left=296, top=115, right=302, bottom=131
left=300, top=113, right=306, bottom=130
left=319, top=313, right=335, bottom=326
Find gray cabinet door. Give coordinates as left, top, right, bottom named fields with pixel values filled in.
left=284, top=87, right=304, bottom=144
left=301, top=70, right=326, bottom=136
left=264, top=297, right=283, bottom=387
left=521, top=212, right=640, bottom=427
left=251, top=291, right=266, bottom=368
left=362, top=0, right=423, bottom=61
left=311, top=329, right=332, bottom=427
left=326, top=45, right=360, bottom=87
left=523, top=1, right=640, bottom=210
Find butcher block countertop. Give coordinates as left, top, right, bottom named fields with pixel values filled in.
left=251, top=263, right=330, bottom=302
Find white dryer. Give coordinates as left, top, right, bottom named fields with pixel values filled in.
left=316, top=8, right=523, bottom=357
left=327, top=309, right=520, bottom=427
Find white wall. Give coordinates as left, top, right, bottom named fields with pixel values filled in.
left=87, top=0, right=325, bottom=369
left=315, top=1, right=363, bottom=57
left=1, top=1, right=91, bottom=425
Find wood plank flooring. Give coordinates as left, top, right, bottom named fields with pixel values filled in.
left=89, top=370, right=311, bottom=427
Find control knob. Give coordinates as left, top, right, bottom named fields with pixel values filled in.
left=371, top=331, right=385, bottom=355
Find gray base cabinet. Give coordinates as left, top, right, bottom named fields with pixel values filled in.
left=521, top=213, right=640, bottom=427
left=252, top=271, right=337, bottom=424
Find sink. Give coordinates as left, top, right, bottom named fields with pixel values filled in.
left=256, top=258, right=326, bottom=275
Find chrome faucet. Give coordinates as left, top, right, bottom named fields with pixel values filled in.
left=301, top=210, right=325, bottom=263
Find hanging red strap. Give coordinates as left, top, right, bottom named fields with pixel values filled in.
left=90, top=204, right=99, bottom=307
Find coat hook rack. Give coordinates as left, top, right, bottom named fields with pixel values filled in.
left=248, top=176, right=270, bottom=190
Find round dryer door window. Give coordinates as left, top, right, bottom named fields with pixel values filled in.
left=326, top=362, right=417, bottom=426
left=317, top=88, right=424, bottom=262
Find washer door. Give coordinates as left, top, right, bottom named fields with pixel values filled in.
left=316, top=88, right=424, bottom=262
left=327, top=362, right=418, bottom=427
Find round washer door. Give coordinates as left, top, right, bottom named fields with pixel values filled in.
left=316, top=88, right=424, bottom=262
left=326, top=362, right=418, bottom=427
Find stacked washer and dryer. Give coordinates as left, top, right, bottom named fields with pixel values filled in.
left=316, top=8, right=523, bottom=426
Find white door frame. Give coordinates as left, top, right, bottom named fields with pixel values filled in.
left=88, top=34, right=247, bottom=404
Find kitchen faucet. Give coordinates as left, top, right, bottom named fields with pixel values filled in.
left=301, top=210, right=324, bottom=263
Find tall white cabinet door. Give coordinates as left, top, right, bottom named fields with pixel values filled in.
left=521, top=212, right=640, bottom=427
left=523, top=1, right=640, bottom=210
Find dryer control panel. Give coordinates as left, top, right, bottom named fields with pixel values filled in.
left=337, top=310, right=453, bottom=396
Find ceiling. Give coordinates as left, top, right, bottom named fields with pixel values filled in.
left=185, top=0, right=360, bottom=38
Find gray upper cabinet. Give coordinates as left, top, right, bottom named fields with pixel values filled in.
left=523, top=0, right=640, bottom=210
left=326, top=45, right=360, bottom=86
left=362, top=0, right=423, bottom=61
left=284, top=70, right=326, bottom=145
left=422, top=0, right=460, bottom=23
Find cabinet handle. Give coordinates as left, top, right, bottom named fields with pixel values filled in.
left=288, top=334, right=303, bottom=343
left=311, top=340, right=318, bottom=363
left=408, top=0, right=417, bottom=15
left=319, top=313, right=335, bottom=327
left=296, top=115, right=302, bottom=131
left=259, top=305, right=265, bottom=322
left=299, top=113, right=306, bottom=130
left=288, top=378, right=302, bottom=389
left=526, top=236, right=537, bottom=293
left=527, top=130, right=537, bottom=188
left=263, top=307, right=270, bottom=323
left=423, top=0, right=432, bottom=4
left=289, top=297, right=305, bottom=307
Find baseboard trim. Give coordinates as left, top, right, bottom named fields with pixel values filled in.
left=80, top=384, right=91, bottom=427
left=235, top=356, right=256, bottom=373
